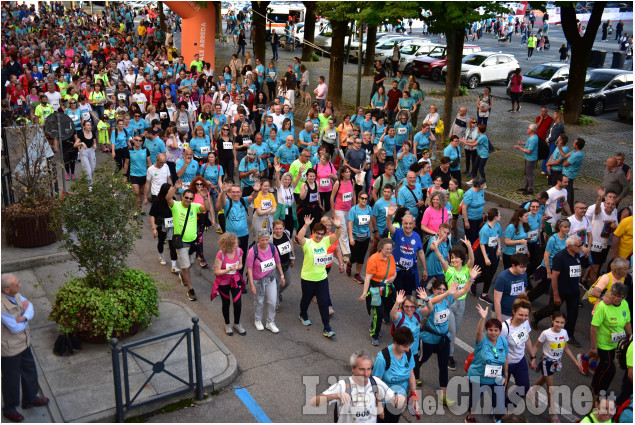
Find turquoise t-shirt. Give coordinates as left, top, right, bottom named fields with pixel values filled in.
left=479, top=222, right=502, bottom=249
left=382, top=135, right=397, bottom=156
left=239, top=157, right=260, bottom=188
left=127, top=147, right=149, bottom=177
left=523, top=135, right=538, bottom=161
left=563, top=150, right=584, bottom=180
left=549, top=146, right=570, bottom=172
left=467, top=336, right=509, bottom=385
left=395, top=152, right=415, bottom=181
left=476, top=134, right=490, bottom=159
left=275, top=144, right=299, bottom=165
left=371, top=93, right=386, bottom=108
left=200, top=163, right=224, bottom=188
left=265, top=67, right=278, bottom=82
left=224, top=197, right=251, bottom=237
left=360, top=119, right=375, bottom=137
left=398, top=97, right=414, bottom=111
left=397, top=184, right=423, bottom=218
left=251, top=142, right=270, bottom=170
left=527, top=211, right=543, bottom=243
left=372, top=196, right=397, bottom=237
left=371, top=344, right=415, bottom=396
left=425, top=235, right=451, bottom=277
left=463, top=188, right=485, bottom=220
left=348, top=205, right=372, bottom=240
left=396, top=311, right=422, bottom=354
left=374, top=124, right=386, bottom=145
left=394, top=122, right=413, bottom=147
left=541, top=233, right=568, bottom=267
left=174, top=159, right=200, bottom=193
left=413, top=131, right=431, bottom=153
left=421, top=296, right=453, bottom=345
left=444, top=145, right=461, bottom=172
left=502, top=224, right=529, bottom=256
left=189, top=137, right=209, bottom=158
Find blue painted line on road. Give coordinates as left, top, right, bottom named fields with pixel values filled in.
left=234, top=386, right=272, bottom=423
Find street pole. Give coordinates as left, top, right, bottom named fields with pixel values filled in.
left=355, top=22, right=363, bottom=108
left=90, top=1, right=94, bottom=14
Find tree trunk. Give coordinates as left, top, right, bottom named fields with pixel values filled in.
left=328, top=19, right=347, bottom=110
left=214, top=1, right=222, bottom=36
left=252, top=1, right=270, bottom=62
left=561, top=3, right=606, bottom=124
left=158, top=1, right=166, bottom=32
left=301, top=1, right=316, bottom=61
left=363, top=24, right=377, bottom=76
left=442, top=27, right=465, bottom=141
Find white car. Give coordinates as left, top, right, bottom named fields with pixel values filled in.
left=442, top=52, right=520, bottom=89
left=397, top=39, right=437, bottom=74
left=374, top=36, right=416, bottom=63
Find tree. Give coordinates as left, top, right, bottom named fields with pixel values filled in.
left=421, top=2, right=510, bottom=141
left=561, top=2, right=606, bottom=124
left=252, top=1, right=270, bottom=62
left=301, top=1, right=317, bottom=62
left=214, top=1, right=222, bottom=36
left=158, top=1, right=166, bottom=33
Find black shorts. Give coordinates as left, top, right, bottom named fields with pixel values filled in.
left=129, top=175, right=147, bottom=186
left=510, top=92, right=521, bottom=103
left=591, top=247, right=610, bottom=267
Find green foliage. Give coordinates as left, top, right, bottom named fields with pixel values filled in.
left=430, top=88, right=445, bottom=95
left=443, top=138, right=451, bottom=147
left=52, top=162, right=141, bottom=289
left=420, top=2, right=514, bottom=34
left=49, top=269, right=160, bottom=341
left=577, top=115, right=596, bottom=126
left=312, top=52, right=320, bottom=62
left=458, top=85, right=469, bottom=96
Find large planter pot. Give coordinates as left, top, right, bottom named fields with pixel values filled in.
left=76, top=320, right=146, bottom=344
left=2, top=203, right=60, bottom=248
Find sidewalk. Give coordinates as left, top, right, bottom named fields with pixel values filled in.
left=2, top=258, right=238, bottom=422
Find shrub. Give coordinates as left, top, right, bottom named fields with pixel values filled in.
left=578, top=115, right=595, bottom=126
left=458, top=85, right=469, bottom=96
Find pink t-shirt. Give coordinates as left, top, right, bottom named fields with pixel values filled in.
left=510, top=74, right=523, bottom=93
left=421, top=206, right=450, bottom=234
left=315, top=82, right=327, bottom=100
left=215, top=248, right=243, bottom=285
left=334, top=179, right=354, bottom=211
left=316, top=162, right=335, bottom=193
left=246, top=243, right=280, bottom=280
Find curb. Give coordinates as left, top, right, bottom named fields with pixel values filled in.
left=1, top=251, right=73, bottom=273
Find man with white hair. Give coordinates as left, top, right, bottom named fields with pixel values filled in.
left=1, top=274, right=49, bottom=422
left=514, top=123, right=539, bottom=195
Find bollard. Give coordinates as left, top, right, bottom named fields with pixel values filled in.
left=110, top=338, right=125, bottom=423
left=192, top=317, right=204, bottom=400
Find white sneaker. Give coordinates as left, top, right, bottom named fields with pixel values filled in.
left=225, top=325, right=234, bottom=336
left=233, top=323, right=247, bottom=335
left=266, top=322, right=279, bottom=333
left=171, top=266, right=181, bottom=274
left=483, top=183, right=487, bottom=189
left=159, top=256, right=166, bottom=265
left=254, top=320, right=264, bottom=331
left=466, top=179, right=474, bottom=185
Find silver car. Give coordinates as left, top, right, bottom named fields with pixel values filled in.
left=506, top=63, right=570, bottom=104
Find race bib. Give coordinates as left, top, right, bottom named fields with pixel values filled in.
left=182, top=181, right=191, bottom=189
left=549, top=341, right=566, bottom=357
left=261, top=199, right=272, bottom=210
left=591, top=241, right=607, bottom=252
left=243, top=139, right=252, bottom=146
left=118, top=94, right=126, bottom=100
left=260, top=258, right=275, bottom=273
left=16, top=99, right=22, bottom=105
left=278, top=241, right=291, bottom=255
left=484, top=364, right=502, bottom=378
left=434, top=309, right=449, bottom=324
left=82, top=111, right=91, bottom=120
left=569, top=265, right=581, bottom=277
left=249, top=173, right=256, bottom=181
left=342, top=192, right=353, bottom=203
left=164, top=217, right=173, bottom=228
left=309, top=192, right=319, bottom=203
left=200, top=146, right=210, bottom=154
left=137, top=100, right=144, bottom=104
left=399, top=257, right=413, bottom=269
left=488, top=236, right=498, bottom=248
left=223, top=141, right=233, bottom=150
left=611, top=330, right=626, bottom=344
left=314, top=254, right=329, bottom=267
left=510, top=327, right=528, bottom=347
left=527, top=230, right=538, bottom=240
left=226, top=261, right=238, bottom=274
left=515, top=244, right=528, bottom=254
left=313, top=124, right=319, bottom=133
left=144, top=84, right=152, bottom=91
left=325, top=253, right=334, bottom=266
left=328, top=132, right=336, bottom=140
left=397, top=127, right=407, bottom=135
left=159, top=112, right=167, bottom=119
left=510, top=282, right=524, bottom=296
left=268, top=72, right=275, bottom=78
left=358, top=215, right=370, bottom=225
left=320, top=178, right=331, bottom=187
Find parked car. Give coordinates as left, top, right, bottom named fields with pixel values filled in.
left=557, top=69, right=634, bottom=115
left=442, top=52, right=520, bottom=89
left=349, top=34, right=404, bottom=61
left=411, top=44, right=482, bottom=81
left=397, top=39, right=437, bottom=74
left=505, top=63, right=570, bottom=104
left=373, top=36, right=416, bottom=62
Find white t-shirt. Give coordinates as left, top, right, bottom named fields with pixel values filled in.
left=538, top=328, right=569, bottom=361
left=131, top=93, right=148, bottom=113
left=45, top=91, right=62, bottom=110
left=146, top=164, right=170, bottom=196
left=271, top=113, right=285, bottom=130
left=322, top=377, right=395, bottom=423
left=277, top=184, right=295, bottom=206
left=568, top=214, right=592, bottom=246
left=585, top=204, right=618, bottom=248
left=545, top=187, right=568, bottom=224
left=501, top=319, right=532, bottom=364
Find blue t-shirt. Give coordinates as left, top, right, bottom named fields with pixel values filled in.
left=425, top=235, right=451, bottom=277
left=255, top=64, right=265, bottom=83
left=371, top=93, right=386, bottom=108
left=418, top=173, right=433, bottom=189
left=223, top=197, right=251, bottom=237
left=196, top=120, right=212, bottom=140
left=143, top=137, right=166, bottom=164
left=360, top=119, right=375, bottom=138
left=502, top=224, right=529, bottom=256
left=127, top=148, right=149, bottom=177
left=265, top=67, right=278, bottom=82
left=189, top=137, right=209, bottom=158
left=298, top=129, right=313, bottom=147
left=251, top=142, right=270, bottom=170
left=348, top=205, right=372, bottom=240
left=413, top=131, right=431, bottom=153
left=549, top=146, right=570, bottom=172
left=391, top=227, right=423, bottom=274
left=278, top=130, right=294, bottom=146
left=527, top=212, right=543, bottom=243
left=65, top=108, right=81, bottom=129
left=382, top=135, right=397, bottom=156
left=541, top=233, right=568, bottom=267
left=467, top=336, right=509, bottom=385
left=371, top=344, right=415, bottom=396
left=395, top=152, right=415, bottom=181
left=260, top=123, right=277, bottom=145
left=563, top=150, right=584, bottom=180
left=395, top=311, right=422, bottom=354
left=276, top=144, right=299, bottom=165
left=372, top=196, right=397, bottom=237
left=200, top=163, right=224, bottom=189
left=175, top=159, right=200, bottom=193
left=476, top=134, right=490, bottom=159
left=394, top=122, right=413, bottom=147
left=398, top=97, right=414, bottom=111
left=444, top=145, right=461, bottom=172
left=397, top=184, right=423, bottom=218
left=396, top=77, right=407, bottom=92
left=463, top=188, right=485, bottom=220
left=129, top=118, right=148, bottom=135
left=239, top=157, right=260, bottom=188
left=479, top=222, right=502, bottom=250
left=110, top=129, right=130, bottom=149
left=374, top=125, right=386, bottom=145
left=493, top=269, right=527, bottom=316
left=421, top=296, right=453, bottom=345
left=523, top=135, right=538, bottom=161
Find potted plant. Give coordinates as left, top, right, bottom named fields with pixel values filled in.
left=1, top=122, right=60, bottom=248
left=49, top=162, right=160, bottom=342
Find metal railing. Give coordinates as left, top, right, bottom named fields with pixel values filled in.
left=110, top=317, right=205, bottom=422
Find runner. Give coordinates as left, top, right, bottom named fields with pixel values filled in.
left=331, top=167, right=355, bottom=262
left=296, top=168, right=322, bottom=233
left=212, top=232, right=247, bottom=336
left=472, top=208, right=502, bottom=302
left=347, top=192, right=372, bottom=284
left=271, top=220, right=295, bottom=311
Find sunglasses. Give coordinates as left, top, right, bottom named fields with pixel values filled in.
left=183, top=196, right=194, bottom=201
left=360, top=197, right=368, bottom=200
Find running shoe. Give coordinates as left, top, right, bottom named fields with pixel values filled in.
left=254, top=320, right=264, bottom=331
left=225, top=324, right=233, bottom=336
left=465, top=415, right=476, bottom=423
left=216, top=225, right=223, bottom=234
left=353, top=274, right=363, bottom=284
left=441, top=395, right=456, bottom=407
left=479, top=294, right=493, bottom=304
left=299, top=316, right=312, bottom=326
left=187, top=289, right=197, bottom=301
left=371, top=337, right=380, bottom=346
left=448, top=356, right=456, bottom=371
left=200, top=261, right=209, bottom=268
left=233, top=323, right=246, bottom=335
left=577, top=354, right=589, bottom=376
left=159, top=256, right=166, bottom=265
left=171, top=266, right=181, bottom=274
left=265, top=322, right=279, bottom=333
left=323, top=328, right=335, bottom=338
left=466, top=179, right=474, bottom=185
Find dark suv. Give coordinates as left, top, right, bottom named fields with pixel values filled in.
left=557, top=69, right=634, bottom=115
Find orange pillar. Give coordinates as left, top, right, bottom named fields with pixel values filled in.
left=163, top=1, right=216, bottom=67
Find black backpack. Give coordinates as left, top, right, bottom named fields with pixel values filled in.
left=219, top=198, right=249, bottom=233
left=333, top=376, right=380, bottom=422
left=380, top=346, right=412, bottom=371
left=616, top=335, right=632, bottom=370
left=538, top=138, right=549, bottom=160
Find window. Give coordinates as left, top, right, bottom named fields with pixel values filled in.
left=482, top=57, right=497, bottom=67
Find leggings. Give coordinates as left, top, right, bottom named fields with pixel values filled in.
left=591, top=348, right=616, bottom=395
left=195, top=222, right=207, bottom=263
left=465, top=218, right=483, bottom=246
left=464, top=149, right=478, bottom=174
left=476, top=245, right=499, bottom=294
left=63, top=145, right=77, bottom=175
left=218, top=284, right=242, bottom=324
left=365, top=287, right=387, bottom=339
left=167, top=161, right=178, bottom=184
left=448, top=297, right=466, bottom=357
left=506, top=357, right=530, bottom=407
left=266, top=81, right=276, bottom=101
left=220, top=156, right=235, bottom=183
left=419, top=339, right=450, bottom=387
left=469, top=380, right=506, bottom=417
left=299, top=278, right=331, bottom=330
left=319, top=192, right=331, bottom=214
left=471, top=156, right=488, bottom=179
left=528, top=266, right=550, bottom=302
left=114, top=148, right=127, bottom=171
left=527, top=47, right=534, bottom=58
left=238, top=234, right=249, bottom=275
left=157, top=229, right=177, bottom=260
